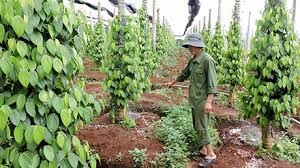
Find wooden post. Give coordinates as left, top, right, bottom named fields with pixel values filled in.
left=218, top=0, right=221, bottom=22
left=98, top=1, right=101, bottom=21
left=245, top=11, right=251, bottom=53
left=235, top=0, right=241, bottom=22
left=203, top=16, right=206, bottom=31
left=118, top=0, right=125, bottom=16
left=157, top=8, right=160, bottom=26
left=113, top=8, right=117, bottom=17
left=163, top=16, right=166, bottom=26
left=208, top=9, right=212, bottom=31
left=90, top=10, right=92, bottom=24
left=143, top=0, right=148, bottom=8
left=152, top=0, right=157, bottom=49
left=198, top=20, right=201, bottom=33
left=292, top=0, right=296, bottom=28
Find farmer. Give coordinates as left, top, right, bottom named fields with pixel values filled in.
left=166, top=33, right=217, bottom=167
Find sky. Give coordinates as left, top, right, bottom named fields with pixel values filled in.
left=68, top=0, right=300, bottom=38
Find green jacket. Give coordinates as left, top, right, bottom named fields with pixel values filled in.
left=176, top=51, right=217, bottom=109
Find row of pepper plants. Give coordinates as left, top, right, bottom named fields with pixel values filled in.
left=0, top=0, right=104, bottom=167
left=196, top=0, right=299, bottom=149
left=100, top=5, right=176, bottom=121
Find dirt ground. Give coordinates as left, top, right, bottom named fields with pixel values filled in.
left=79, top=54, right=300, bottom=168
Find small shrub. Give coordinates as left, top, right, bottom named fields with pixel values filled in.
left=120, top=117, right=136, bottom=129
left=128, top=148, right=147, bottom=168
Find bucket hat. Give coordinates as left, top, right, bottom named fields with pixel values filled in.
left=182, top=34, right=206, bottom=48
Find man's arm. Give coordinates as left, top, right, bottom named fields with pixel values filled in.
left=205, top=57, right=218, bottom=113
left=167, top=59, right=192, bottom=87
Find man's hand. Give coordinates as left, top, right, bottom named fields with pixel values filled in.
left=204, top=102, right=213, bottom=113
left=205, top=94, right=214, bottom=113
left=165, top=80, right=177, bottom=88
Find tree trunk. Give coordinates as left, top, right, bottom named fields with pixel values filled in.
left=116, top=107, right=127, bottom=122
left=262, top=123, right=273, bottom=149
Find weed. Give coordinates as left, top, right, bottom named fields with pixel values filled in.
left=152, top=102, right=221, bottom=167
left=218, top=92, right=230, bottom=107
left=120, top=117, right=136, bottom=129
left=271, top=135, right=300, bottom=163
left=128, top=148, right=148, bottom=168
left=257, top=135, right=300, bottom=164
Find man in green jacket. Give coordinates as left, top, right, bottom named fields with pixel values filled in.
left=167, top=34, right=217, bottom=167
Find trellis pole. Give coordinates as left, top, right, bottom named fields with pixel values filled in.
left=152, top=0, right=157, bottom=49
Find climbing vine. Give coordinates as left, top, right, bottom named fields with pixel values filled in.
left=240, top=0, right=299, bottom=148
left=0, top=0, right=102, bottom=167
left=86, top=20, right=107, bottom=66
left=102, top=16, right=144, bottom=121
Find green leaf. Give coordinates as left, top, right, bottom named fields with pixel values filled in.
left=68, top=153, right=78, bottom=168
left=18, top=70, right=30, bottom=88
left=46, top=39, right=57, bottom=55
left=25, top=98, right=36, bottom=117
left=8, top=38, right=17, bottom=51
left=19, top=152, right=33, bottom=168
left=0, top=24, right=4, bottom=43
left=72, top=136, right=81, bottom=147
left=47, top=114, right=59, bottom=133
left=0, top=110, right=8, bottom=131
left=48, top=25, right=56, bottom=38
left=57, top=132, right=66, bottom=149
left=17, top=94, right=26, bottom=111
left=9, top=110, right=20, bottom=126
left=29, top=71, right=39, bottom=86
left=74, top=87, right=82, bottom=102
left=74, top=36, right=83, bottom=50
left=61, top=109, right=72, bottom=127
left=24, top=126, right=34, bottom=143
left=52, top=97, right=64, bottom=113
left=62, top=15, right=69, bottom=27
left=39, top=90, right=48, bottom=103
left=40, top=161, right=49, bottom=168
left=14, top=124, right=25, bottom=143
left=53, top=58, right=63, bottom=73
left=41, top=55, right=52, bottom=74
left=17, top=41, right=28, bottom=57
left=43, top=145, right=55, bottom=161
left=34, top=0, right=42, bottom=12
left=12, top=16, right=25, bottom=37
left=33, top=125, right=44, bottom=144
left=76, top=145, right=86, bottom=161
left=69, top=96, right=77, bottom=110
left=29, top=31, right=43, bottom=45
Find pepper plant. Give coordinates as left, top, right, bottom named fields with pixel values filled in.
left=156, top=23, right=176, bottom=60
left=0, top=0, right=102, bottom=167
left=86, top=20, right=107, bottom=67
left=102, top=16, right=144, bottom=121
left=209, top=21, right=225, bottom=70
left=240, top=0, right=299, bottom=149
left=219, top=0, right=244, bottom=105
left=137, top=4, right=154, bottom=90
left=202, top=25, right=211, bottom=54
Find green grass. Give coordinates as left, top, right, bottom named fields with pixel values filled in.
left=257, top=135, right=300, bottom=164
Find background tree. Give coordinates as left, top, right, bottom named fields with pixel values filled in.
left=219, top=0, right=244, bottom=106
left=240, top=0, right=299, bottom=149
